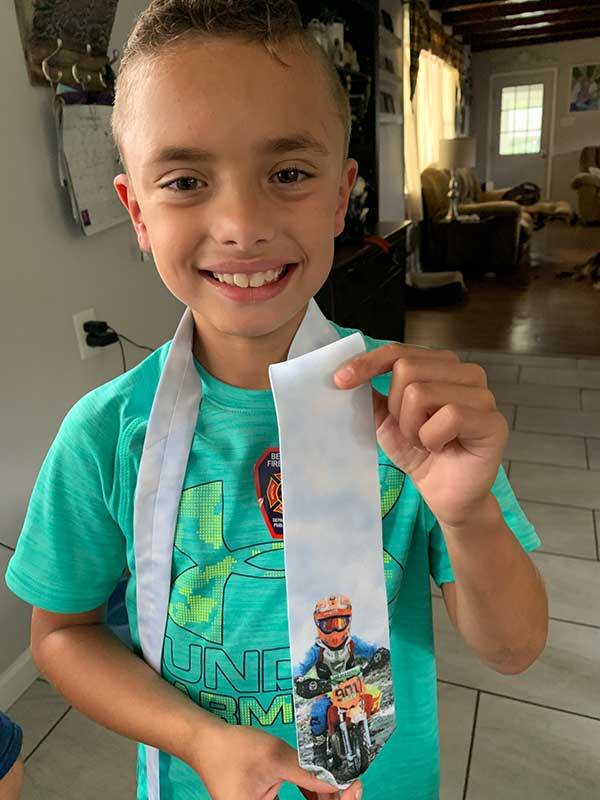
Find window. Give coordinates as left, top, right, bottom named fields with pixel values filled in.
left=499, top=83, right=544, bottom=155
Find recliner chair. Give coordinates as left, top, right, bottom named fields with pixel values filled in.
left=572, top=146, right=600, bottom=223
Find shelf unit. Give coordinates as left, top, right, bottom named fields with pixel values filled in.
left=379, top=25, right=403, bottom=51
left=379, top=112, right=403, bottom=125
left=379, top=70, right=402, bottom=89
left=296, top=1, right=405, bottom=230
left=377, top=14, right=404, bottom=221
left=297, top=0, right=380, bottom=238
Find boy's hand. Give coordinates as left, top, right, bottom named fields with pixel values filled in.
left=188, top=720, right=362, bottom=800
left=334, top=344, right=507, bottom=529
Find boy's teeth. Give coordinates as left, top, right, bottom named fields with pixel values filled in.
left=248, top=272, right=263, bottom=288
left=233, top=273, right=249, bottom=288
left=211, top=266, right=286, bottom=287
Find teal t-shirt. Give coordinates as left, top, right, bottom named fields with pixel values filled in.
left=5, top=321, right=541, bottom=799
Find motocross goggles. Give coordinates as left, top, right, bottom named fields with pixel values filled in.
left=316, top=615, right=351, bottom=633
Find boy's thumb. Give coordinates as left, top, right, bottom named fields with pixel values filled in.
left=279, top=745, right=360, bottom=799
left=282, top=760, right=338, bottom=797
left=274, top=741, right=335, bottom=797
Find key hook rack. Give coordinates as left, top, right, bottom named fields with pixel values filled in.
left=40, top=37, right=119, bottom=90
left=14, top=0, right=120, bottom=91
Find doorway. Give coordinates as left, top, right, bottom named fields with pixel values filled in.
left=487, top=69, right=557, bottom=198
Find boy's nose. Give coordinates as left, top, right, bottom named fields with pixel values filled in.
left=210, top=183, right=277, bottom=250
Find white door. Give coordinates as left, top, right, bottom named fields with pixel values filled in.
left=488, top=70, right=555, bottom=198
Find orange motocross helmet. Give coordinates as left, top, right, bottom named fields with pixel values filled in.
left=314, top=595, right=352, bottom=650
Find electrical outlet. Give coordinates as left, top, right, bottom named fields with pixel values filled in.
left=73, top=308, right=101, bottom=360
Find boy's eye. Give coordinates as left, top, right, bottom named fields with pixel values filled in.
left=161, top=176, right=201, bottom=192
left=272, top=167, right=313, bottom=185
left=160, top=166, right=313, bottom=193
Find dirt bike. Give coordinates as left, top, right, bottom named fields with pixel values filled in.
left=295, top=649, right=388, bottom=780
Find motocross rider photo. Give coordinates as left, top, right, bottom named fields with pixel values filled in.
left=293, top=595, right=392, bottom=782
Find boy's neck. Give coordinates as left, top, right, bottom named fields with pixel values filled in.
left=191, top=306, right=308, bottom=390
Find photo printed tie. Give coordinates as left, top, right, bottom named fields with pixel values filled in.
left=270, top=333, right=396, bottom=791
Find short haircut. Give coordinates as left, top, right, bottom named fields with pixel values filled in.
left=111, top=0, right=351, bottom=169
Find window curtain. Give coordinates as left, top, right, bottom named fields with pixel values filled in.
left=403, top=6, right=460, bottom=221
left=408, top=0, right=467, bottom=107
left=414, top=51, right=459, bottom=172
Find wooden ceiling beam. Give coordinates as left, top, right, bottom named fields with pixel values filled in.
left=431, top=0, right=531, bottom=10
left=472, top=25, right=600, bottom=50
left=450, top=5, right=600, bottom=31
left=430, top=1, right=504, bottom=10
left=461, top=16, right=600, bottom=42
left=432, top=0, right=591, bottom=14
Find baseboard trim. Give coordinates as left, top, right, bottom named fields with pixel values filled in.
left=0, top=649, right=39, bottom=711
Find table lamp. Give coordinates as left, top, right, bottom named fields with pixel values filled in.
left=438, top=137, right=477, bottom=221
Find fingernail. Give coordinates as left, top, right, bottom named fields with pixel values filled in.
left=355, top=787, right=363, bottom=800
left=336, top=367, right=354, bottom=383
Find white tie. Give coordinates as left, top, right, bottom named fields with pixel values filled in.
left=270, top=335, right=396, bottom=790
left=134, top=300, right=395, bottom=798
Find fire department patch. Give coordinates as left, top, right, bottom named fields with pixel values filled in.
left=254, top=447, right=283, bottom=539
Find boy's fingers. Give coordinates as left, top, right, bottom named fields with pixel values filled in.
left=334, top=342, right=458, bottom=387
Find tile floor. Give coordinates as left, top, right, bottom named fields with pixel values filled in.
left=6, top=349, right=600, bottom=799
left=436, top=348, right=600, bottom=800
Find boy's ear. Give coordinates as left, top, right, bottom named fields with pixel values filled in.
left=334, top=158, right=359, bottom=238
left=113, top=173, right=152, bottom=253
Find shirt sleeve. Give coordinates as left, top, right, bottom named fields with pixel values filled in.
left=428, top=465, right=542, bottom=588
left=4, top=391, right=127, bottom=613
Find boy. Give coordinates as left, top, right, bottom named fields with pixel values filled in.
left=5, top=2, right=548, bottom=799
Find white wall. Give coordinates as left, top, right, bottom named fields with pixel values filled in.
left=471, top=36, right=600, bottom=204
left=0, top=0, right=183, bottom=702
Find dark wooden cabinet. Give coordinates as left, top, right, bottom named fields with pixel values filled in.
left=315, top=221, right=409, bottom=342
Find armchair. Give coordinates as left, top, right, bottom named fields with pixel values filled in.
left=572, top=146, right=600, bottom=223
left=420, top=166, right=531, bottom=275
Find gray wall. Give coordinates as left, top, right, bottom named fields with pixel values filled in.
left=471, top=36, right=600, bottom=204
left=0, top=0, right=182, bottom=683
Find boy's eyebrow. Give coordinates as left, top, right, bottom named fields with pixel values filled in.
left=146, top=132, right=330, bottom=167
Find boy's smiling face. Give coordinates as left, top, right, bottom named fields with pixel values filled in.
left=114, top=35, right=358, bottom=344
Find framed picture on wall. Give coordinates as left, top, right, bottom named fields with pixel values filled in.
left=569, top=64, right=600, bottom=112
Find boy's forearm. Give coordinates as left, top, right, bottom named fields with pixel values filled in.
left=440, top=493, right=548, bottom=674
left=33, top=622, right=224, bottom=768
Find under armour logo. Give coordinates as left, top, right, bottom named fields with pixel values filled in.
left=169, top=464, right=405, bottom=645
